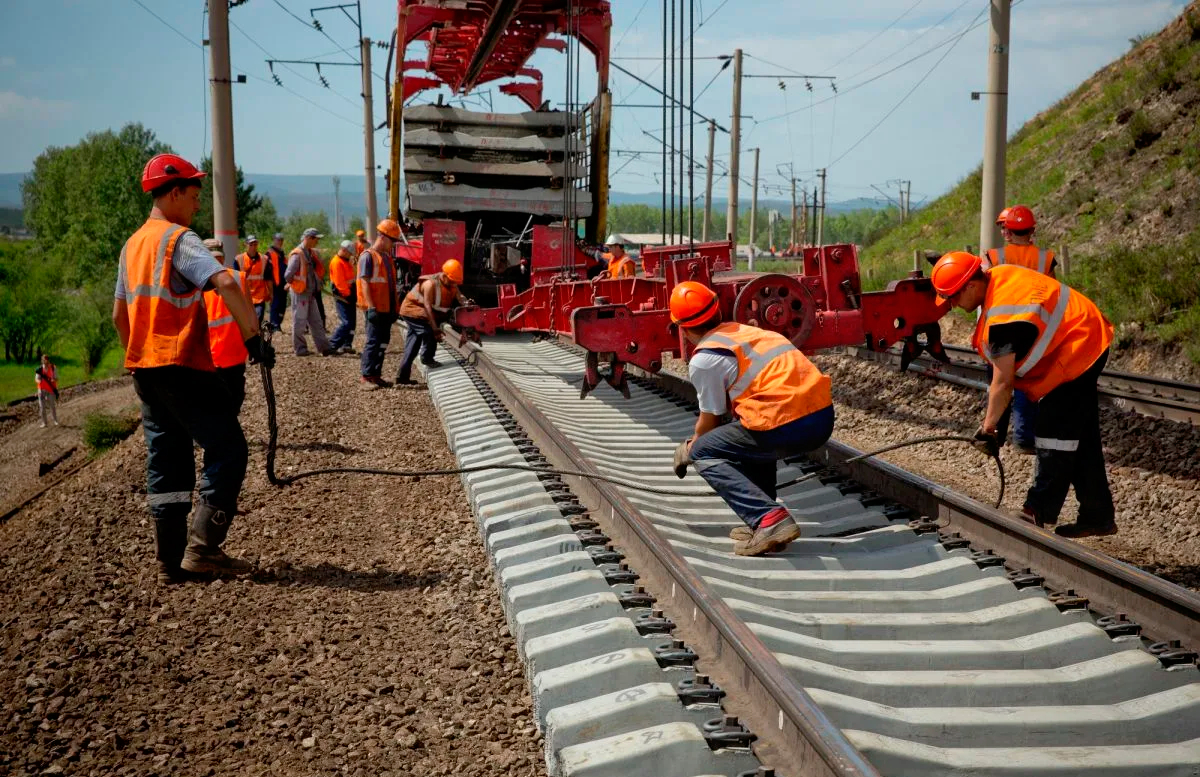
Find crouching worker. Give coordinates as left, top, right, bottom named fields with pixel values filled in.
left=669, top=281, right=834, bottom=556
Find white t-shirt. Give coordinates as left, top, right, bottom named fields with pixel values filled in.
left=688, top=350, right=739, bottom=415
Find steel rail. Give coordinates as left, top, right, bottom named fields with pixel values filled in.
left=446, top=333, right=880, bottom=777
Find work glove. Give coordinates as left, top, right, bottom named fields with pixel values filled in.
left=972, top=427, right=1001, bottom=458
left=244, top=335, right=276, bottom=370
left=673, top=439, right=693, bottom=479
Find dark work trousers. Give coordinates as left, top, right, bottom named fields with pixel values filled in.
left=690, top=406, right=835, bottom=529
left=132, top=366, right=248, bottom=521
left=330, top=293, right=357, bottom=350
left=1025, top=350, right=1114, bottom=527
left=315, top=287, right=327, bottom=325
left=396, top=316, right=438, bottom=383
left=361, top=311, right=395, bottom=378
left=253, top=302, right=266, bottom=327
left=269, top=283, right=289, bottom=331
left=216, top=364, right=247, bottom=416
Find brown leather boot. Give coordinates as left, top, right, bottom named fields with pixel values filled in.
left=728, top=525, right=753, bottom=542
left=181, top=504, right=254, bottom=576
left=735, top=513, right=801, bottom=557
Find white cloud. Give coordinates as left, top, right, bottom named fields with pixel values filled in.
left=0, top=91, right=73, bottom=122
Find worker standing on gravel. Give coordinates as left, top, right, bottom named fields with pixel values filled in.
left=113, top=153, right=274, bottom=584
left=285, top=228, right=334, bottom=357
left=395, top=259, right=470, bottom=386
left=34, top=354, right=59, bottom=428
left=932, top=251, right=1117, bottom=538
left=358, top=219, right=402, bottom=389
left=669, top=281, right=835, bottom=557
left=267, top=233, right=288, bottom=332
left=328, top=240, right=358, bottom=354
left=202, top=238, right=252, bottom=414
left=236, top=236, right=272, bottom=326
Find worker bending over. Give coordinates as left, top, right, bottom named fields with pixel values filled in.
left=113, top=154, right=274, bottom=585
left=202, top=238, right=252, bottom=414
left=670, top=281, right=834, bottom=556
left=358, top=219, right=401, bottom=389
left=395, top=259, right=470, bottom=386
left=932, top=252, right=1116, bottom=538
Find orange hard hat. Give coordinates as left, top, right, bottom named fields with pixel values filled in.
left=376, top=219, right=401, bottom=240
left=442, top=259, right=464, bottom=284
left=995, top=207, right=1011, bottom=226
left=1004, top=205, right=1036, bottom=231
left=931, top=251, right=984, bottom=303
left=669, top=281, right=719, bottom=327
left=356, top=229, right=366, bottom=237
left=141, top=153, right=206, bottom=193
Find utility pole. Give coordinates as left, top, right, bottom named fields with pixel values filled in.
left=748, top=148, right=759, bottom=270
left=810, top=187, right=819, bottom=248
left=816, top=168, right=827, bottom=248
left=333, top=176, right=342, bottom=234
left=979, top=0, right=1011, bottom=253
left=726, top=48, right=743, bottom=244
left=905, top=180, right=912, bottom=222
left=208, top=0, right=238, bottom=262
left=789, top=177, right=798, bottom=252
left=799, top=190, right=808, bottom=249
left=361, top=36, right=379, bottom=239
left=702, top=119, right=715, bottom=241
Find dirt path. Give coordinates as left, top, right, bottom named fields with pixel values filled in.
left=0, top=324, right=544, bottom=777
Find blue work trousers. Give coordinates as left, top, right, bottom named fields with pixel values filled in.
left=361, top=312, right=395, bottom=378
left=396, top=316, right=438, bottom=382
left=988, top=363, right=1038, bottom=449
left=269, top=283, right=288, bottom=330
left=330, top=295, right=357, bottom=350
left=132, top=366, right=248, bottom=519
left=690, top=406, right=835, bottom=529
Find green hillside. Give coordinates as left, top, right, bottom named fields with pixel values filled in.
left=862, top=3, right=1200, bottom=362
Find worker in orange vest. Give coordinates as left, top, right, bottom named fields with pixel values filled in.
left=354, top=228, right=370, bottom=259
left=985, top=205, right=1057, bottom=277
left=236, top=235, right=272, bottom=325
left=202, top=238, right=252, bottom=414
left=669, top=281, right=835, bottom=556
left=586, top=235, right=636, bottom=280
left=266, top=232, right=288, bottom=332
left=284, top=228, right=334, bottom=357
left=395, top=259, right=471, bottom=386
left=328, top=240, right=358, bottom=354
left=357, top=219, right=402, bottom=388
left=932, top=251, right=1116, bottom=538
left=112, top=153, right=274, bottom=585
left=34, top=353, right=59, bottom=428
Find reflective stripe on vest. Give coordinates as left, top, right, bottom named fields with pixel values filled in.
left=403, top=276, right=452, bottom=314
left=288, top=247, right=311, bottom=294
left=607, top=254, right=635, bottom=278
left=204, top=269, right=249, bottom=369
left=238, top=252, right=272, bottom=304
left=357, top=249, right=396, bottom=312
left=695, top=322, right=832, bottom=431
left=121, top=219, right=214, bottom=371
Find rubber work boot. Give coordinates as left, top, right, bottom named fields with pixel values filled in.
left=728, top=525, right=754, bottom=542
left=181, top=503, right=254, bottom=576
left=155, top=514, right=194, bottom=585
left=735, top=509, right=801, bottom=557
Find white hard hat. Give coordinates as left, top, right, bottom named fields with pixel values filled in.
left=604, top=234, right=624, bottom=246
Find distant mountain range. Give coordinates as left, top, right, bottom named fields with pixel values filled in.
left=0, top=171, right=888, bottom=218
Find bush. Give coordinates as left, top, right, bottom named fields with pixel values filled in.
left=82, top=411, right=139, bottom=456
left=71, top=285, right=118, bottom=375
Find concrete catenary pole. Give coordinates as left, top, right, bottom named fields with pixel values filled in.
left=979, top=0, right=1011, bottom=254
left=702, top=119, right=715, bottom=241
left=726, top=48, right=743, bottom=244
left=748, top=147, right=759, bottom=270
left=361, top=37, right=380, bottom=240
left=208, top=0, right=238, bottom=263
left=816, top=167, right=827, bottom=248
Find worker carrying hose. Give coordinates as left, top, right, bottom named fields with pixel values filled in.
left=932, top=251, right=1117, bottom=538
left=669, top=281, right=834, bottom=556
left=113, top=153, right=275, bottom=585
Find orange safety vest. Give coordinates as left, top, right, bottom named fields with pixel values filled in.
left=399, top=274, right=457, bottom=319
left=267, top=246, right=286, bottom=285
left=203, top=269, right=250, bottom=369
left=120, top=218, right=214, bottom=371
left=36, top=364, right=56, bottom=392
left=237, top=251, right=272, bottom=304
left=695, top=322, right=832, bottom=432
left=605, top=252, right=635, bottom=278
left=287, top=247, right=323, bottom=294
left=329, top=253, right=356, bottom=298
left=357, top=248, right=397, bottom=313
left=985, top=244, right=1055, bottom=275
left=972, top=265, right=1113, bottom=401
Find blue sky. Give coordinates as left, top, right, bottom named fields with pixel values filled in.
left=0, top=0, right=1188, bottom=205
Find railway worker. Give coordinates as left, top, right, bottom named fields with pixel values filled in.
left=285, top=228, right=334, bottom=357
left=589, top=235, right=636, bottom=280
left=113, top=153, right=274, bottom=584
left=669, top=281, right=835, bottom=557
left=35, top=354, right=59, bottom=428
left=267, top=232, right=288, bottom=331
left=328, top=240, right=358, bottom=354
left=931, top=251, right=1117, bottom=538
left=202, top=238, right=252, bottom=414
left=394, top=259, right=470, bottom=386
left=237, top=235, right=272, bottom=325
left=358, top=219, right=402, bottom=389
left=354, top=228, right=370, bottom=259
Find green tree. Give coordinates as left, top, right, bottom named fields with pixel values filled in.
left=193, top=157, right=264, bottom=240
left=70, top=283, right=118, bottom=375
left=244, top=196, right=281, bottom=242
left=0, top=242, right=63, bottom=362
left=282, top=210, right=333, bottom=252
left=346, top=215, right=365, bottom=241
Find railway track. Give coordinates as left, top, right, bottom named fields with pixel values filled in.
left=842, top=342, right=1200, bottom=426
left=428, top=332, right=1200, bottom=777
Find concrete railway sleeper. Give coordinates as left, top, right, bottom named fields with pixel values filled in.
left=427, top=332, right=1200, bottom=777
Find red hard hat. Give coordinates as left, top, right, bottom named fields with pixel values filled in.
left=1004, top=205, right=1035, bottom=231
left=141, top=153, right=206, bottom=193
left=931, top=251, right=983, bottom=303
left=669, top=281, right=719, bottom=327
left=995, top=207, right=1011, bottom=226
